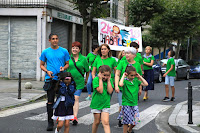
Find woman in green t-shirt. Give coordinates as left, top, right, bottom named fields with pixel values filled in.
left=142, top=46, right=155, bottom=101
left=67, top=41, right=89, bottom=125
left=85, top=44, right=99, bottom=101
left=92, top=44, right=117, bottom=82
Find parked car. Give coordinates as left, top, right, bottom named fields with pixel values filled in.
left=187, top=59, right=200, bottom=78
left=160, top=59, right=190, bottom=80
left=152, top=60, right=163, bottom=83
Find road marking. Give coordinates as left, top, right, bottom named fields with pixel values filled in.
left=185, top=85, right=200, bottom=90
left=0, top=101, right=46, bottom=117
left=25, top=100, right=91, bottom=121
left=79, top=103, right=119, bottom=125
left=24, top=102, right=171, bottom=130
left=134, top=104, right=171, bottom=130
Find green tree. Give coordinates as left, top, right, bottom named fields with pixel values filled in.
left=128, top=0, right=165, bottom=27
left=69, top=0, right=109, bottom=55
left=159, top=0, right=200, bottom=58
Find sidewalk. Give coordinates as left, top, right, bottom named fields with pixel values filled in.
left=169, top=101, right=200, bottom=133
left=0, top=79, right=46, bottom=110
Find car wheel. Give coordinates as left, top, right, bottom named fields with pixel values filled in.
left=185, top=71, right=190, bottom=80
left=157, top=72, right=162, bottom=83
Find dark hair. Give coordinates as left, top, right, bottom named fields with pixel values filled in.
left=98, top=44, right=112, bottom=57
left=170, top=50, right=175, bottom=57
left=125, top=65, right=136, bottom=74
left=130, top=42, right=139, bottom=48
left=49, top=33, right=58, bottom=40
left=99, top=65, right=111, bottom=73
left=55, top=72, right=76, bottom=93
left=72, top=41, right=82, bottom=49
left=92, top=44, right=99, bottom=52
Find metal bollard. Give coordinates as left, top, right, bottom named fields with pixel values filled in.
left=188, top=82, right=193, bottom=124
left=18, top=73, right=21, bottom=99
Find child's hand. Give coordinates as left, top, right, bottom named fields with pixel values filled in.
left=123, top=72, right=128, bottom=77
left=107, top=75, right=111, bottom=81
left=136, top=73, right=140, bottom=78
left=98, top=72, right=103, bottom=79
left=163, top=73, right=167, bottom=77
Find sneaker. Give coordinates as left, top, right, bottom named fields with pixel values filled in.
left=55, top=128, right=59, bottom=133
left=72, top=117, right=78, bottom=125
left=171, top=97, right=175, bottom=101
left=162, top=97, right=170, bottom=102
left=85, top=96, right=92, bottom=101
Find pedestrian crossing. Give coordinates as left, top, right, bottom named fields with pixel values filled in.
left=0, top=100, right=172, bottom=130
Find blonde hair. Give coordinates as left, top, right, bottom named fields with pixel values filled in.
left=145, top=46, right=152, bottom=51
left=118, top=50, right=125, bottom=60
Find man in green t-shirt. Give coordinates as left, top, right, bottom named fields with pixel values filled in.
left=162, top=50, right=176, bottom=102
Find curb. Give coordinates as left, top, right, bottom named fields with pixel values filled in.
left=168, top=101, right=200, bottom=133
left=0, top=93, right=46, bottom=111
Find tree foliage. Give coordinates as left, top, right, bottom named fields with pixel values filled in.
left=69, top=0, right=109, bottom=55
left=128, top=0, right=165, bottom=27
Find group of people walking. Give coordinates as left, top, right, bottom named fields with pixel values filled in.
left=40, top=33, right=176, bottom=133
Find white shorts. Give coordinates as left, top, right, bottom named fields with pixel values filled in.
left=91, top=108, right=110, bottom=114
left=165, top=75, right=175, bottom=86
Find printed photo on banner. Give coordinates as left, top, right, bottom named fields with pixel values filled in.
left=98, top=19, right=142, bottom=52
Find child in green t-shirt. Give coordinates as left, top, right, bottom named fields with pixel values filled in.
left=162, top=50, right=176, bottom=102
left=90, top=65, right=114, bottom=133
left=118, top=65, right=148, bottom=133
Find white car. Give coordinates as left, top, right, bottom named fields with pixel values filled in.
left=160, top=59, right=190, bottom=80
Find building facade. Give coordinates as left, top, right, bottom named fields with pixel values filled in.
left=0, top=0, right=125, bottom=81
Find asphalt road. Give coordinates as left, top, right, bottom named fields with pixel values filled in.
left=0, top=78, right=200, bottom=133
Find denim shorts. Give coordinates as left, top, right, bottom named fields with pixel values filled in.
left=74, top=89, right=83, bottom=96
left=91, top=108, right=110, bottom=113
left=165, top=75, right=175, bottom=86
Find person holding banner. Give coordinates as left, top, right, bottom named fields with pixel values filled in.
left=142, top=46, right=155, bottom=101
left=85, top=44, right=100, bottom=101
left=67, top=41, right=89, bottom=125
left=92, top=44, right=117, bottom=83
left=115, top=47, right=142, bottom=127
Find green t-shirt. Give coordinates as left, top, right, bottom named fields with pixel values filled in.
left=121, top=53, right=143, bottom=65
left=90, top=76, right=114, bottom=110
left=67, top=53, right=89, bottom=90
left=143, top=55, right=155, bottom=70
left=86, top=52, right=99, bottom=70
left=92, top=56, right=117, bottom=80
left=116, top=60, right=142, bottom=90
left=122, top=78, right=142, bottom=106
left=166, top=57, right=176, bottom=77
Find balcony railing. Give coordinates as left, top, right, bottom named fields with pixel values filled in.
left=0, top=0, right=80, bottom=15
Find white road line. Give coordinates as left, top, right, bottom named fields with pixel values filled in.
left=134, top=104, right=171, bottom=130
left=25, top=100, right=91, bottom=121
left=0, top=101, right=46, bottom=117
left=79, top=103, right=119, bottom=125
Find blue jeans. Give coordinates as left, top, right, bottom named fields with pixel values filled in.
left=86, top=71, right=92, bottom=95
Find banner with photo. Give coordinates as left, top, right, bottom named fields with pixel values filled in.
left=98, top=19, right=142, bottom=52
